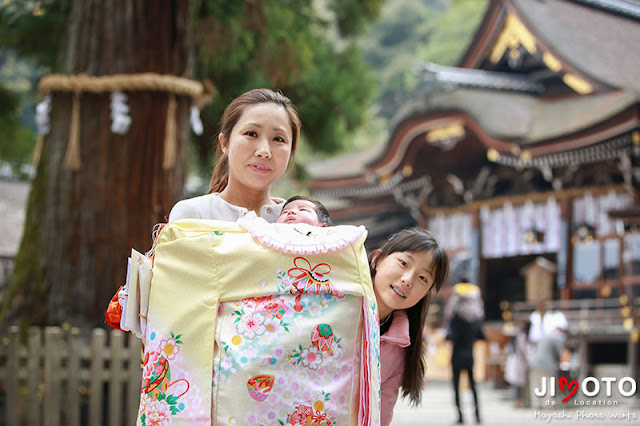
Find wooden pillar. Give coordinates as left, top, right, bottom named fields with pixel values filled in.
left=578, top=337, right=590, bottom=382
left=559, top=198, right=572, bottom=299
left=470, top=210, right=482, bottom=288
left=628, top=331, right=638, bottom=383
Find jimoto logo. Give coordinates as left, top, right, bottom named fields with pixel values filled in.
left=534, top=376, right=636, bottom=404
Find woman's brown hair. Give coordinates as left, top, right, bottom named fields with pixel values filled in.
left=208, top=88, right=301, bottom=194
left=369, top=227, right=449, bottom=406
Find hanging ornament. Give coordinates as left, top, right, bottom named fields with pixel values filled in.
left=110, top=91, right=132, bottom=135
left=33, top=94, right=51, bottom=165
left=190, top=104, right=203, bottom=135
left=35, top=94, right=52, bottom=135
left=38, top=73, right=217, bottom=170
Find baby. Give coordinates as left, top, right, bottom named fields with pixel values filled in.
left=276, top=195, right=332, bottom=227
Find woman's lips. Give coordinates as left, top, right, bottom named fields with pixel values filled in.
left=249, top=163, right=271, bottom=174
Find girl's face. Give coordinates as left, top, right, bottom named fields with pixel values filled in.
left=371, top=250, right=435, bottom=321
left=221, top=103, right=293, bottom=194
left=276, top=199, right=324, bottom=227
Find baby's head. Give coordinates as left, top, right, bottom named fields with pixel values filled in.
left=277, top=196, right=331, bottom=227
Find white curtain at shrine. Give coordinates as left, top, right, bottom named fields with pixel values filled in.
left=430, top=191, right=631, bottom=260
left=481, top=198, right=561, bottom=259
left=572, top=191, right=632, bottom=237
left=429, top=212, right=472, bottom=252
left=571, top=191, right=632, bottom=284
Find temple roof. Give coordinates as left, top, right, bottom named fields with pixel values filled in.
left=308, top=0, right=640, bottom=184
left=308, top=88, right=637, bottom=181
left=463, top=0, right=640, bottom=94
left=510, top=0, right=640, bottom=94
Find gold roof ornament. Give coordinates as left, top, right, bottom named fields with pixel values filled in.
left=542, top=52, right=563, bottom=72
left=425, top=121, right=465, bottom=150
left=487, top=148, right=500, bottom=162
left=562, top=73, right=594, bottom=95
left=490, top=13, right=537, bottom=63
left=520, top=150, right=532, bottom=163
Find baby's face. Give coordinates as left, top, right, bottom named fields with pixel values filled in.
left=277, top=199, right=324, bottom=227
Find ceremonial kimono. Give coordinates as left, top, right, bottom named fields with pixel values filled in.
left=131, top=216, right=381, bottom=426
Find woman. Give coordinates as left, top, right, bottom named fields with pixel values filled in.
left=169, top=88, right=301, bottom=223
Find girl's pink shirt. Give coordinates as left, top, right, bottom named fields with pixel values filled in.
left=380, top=309, right=411, bottom=426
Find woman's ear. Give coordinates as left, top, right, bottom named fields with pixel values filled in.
left=218, top=133, right=227, bottom=153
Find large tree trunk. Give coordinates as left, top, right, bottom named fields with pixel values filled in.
left=2, top=0, right=194, bottom=328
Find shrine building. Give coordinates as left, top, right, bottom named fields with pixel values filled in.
left=307, top=0, right=640, bottom=379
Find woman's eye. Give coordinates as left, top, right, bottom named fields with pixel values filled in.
left=398, top=259, right=407, bottom=267
left=274, top=136, right=286, bottom=143
left=246, top=130, right=257, bottom=137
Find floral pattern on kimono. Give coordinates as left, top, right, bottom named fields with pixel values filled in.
left=136, top=218, right=380, bottom=426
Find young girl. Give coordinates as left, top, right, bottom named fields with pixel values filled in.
left=169, top=88, right=301, bottom=223
left=369, top=228, right=449, bottom=426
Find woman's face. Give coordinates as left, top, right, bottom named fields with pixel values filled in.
left=372, top=250, right=435, bottom=320
left=221, top=103, right=293, bottom=194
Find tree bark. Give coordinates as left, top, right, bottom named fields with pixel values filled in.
left=2, top=0, right=194, bottom=329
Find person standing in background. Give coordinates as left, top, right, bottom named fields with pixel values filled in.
left=504, top=320, right=534, bottom=408
left=528, top=301, right=567, bottom=344
left=445, top=278, right=485, bottom=424
left=529, top=325, right=567, bottom=409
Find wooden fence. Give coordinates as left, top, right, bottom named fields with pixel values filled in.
left=0, top=326, right=143, bottom=426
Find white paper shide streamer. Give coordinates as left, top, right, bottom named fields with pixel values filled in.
left=35, top=94, right=52, bottom=136
left=110, top=91, right=132, bottom=135
left=190, top=104, right=203, bottom=135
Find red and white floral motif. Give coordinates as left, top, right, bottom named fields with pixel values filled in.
left=236, top=312, right=266, bottom=339
left=143, top=398, right=172, bottom=426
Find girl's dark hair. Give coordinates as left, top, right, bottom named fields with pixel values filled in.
left=208, top=88, right=301, bottom=193
left=282, top=195, right=332, bottom=226
left=368, top=227, right=449, bottom=406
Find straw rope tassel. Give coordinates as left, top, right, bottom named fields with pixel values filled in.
left=64, top=91, right=82, bottom=170
left=33, top=135, right=44, bottom=166
left=163, top=94, right=177, bottom=170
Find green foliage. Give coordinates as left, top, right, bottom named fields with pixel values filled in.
left=0, top=0, right=69, bottom=70
left=0, top=83, right=36, bottom=167
left=420, top=0, right=489, bottom=66
left=0, top=0, right=489, bottom=184
left=328, top=0, right=383, bottom=36
left=358, top=0, right=489, bottom=121
left=293, top=43, right=376, bottom=154
left=194, top=0, right=384, bottom=164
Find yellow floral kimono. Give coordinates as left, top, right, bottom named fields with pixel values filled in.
left=136, top=217, right=381, bottom=425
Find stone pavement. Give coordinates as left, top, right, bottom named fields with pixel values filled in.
left=391, top=380, right=640, bottom=426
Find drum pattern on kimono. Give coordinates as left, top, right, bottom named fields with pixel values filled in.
left=139, top=329, right=205, bottom=425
